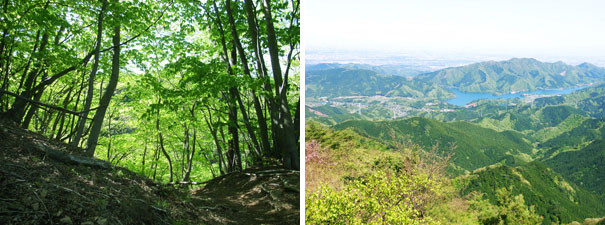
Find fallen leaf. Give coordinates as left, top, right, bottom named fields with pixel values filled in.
left=60, top=216, right=73, bottom=224
left=97, top=218, right=108, bottom=225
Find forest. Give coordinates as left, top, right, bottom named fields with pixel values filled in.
left=0, top=0, right=299, bottom=224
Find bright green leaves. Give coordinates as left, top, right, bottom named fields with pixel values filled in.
left=467, top=188, right=543, bottom=225
left=306, top=171, right=439, bottom=225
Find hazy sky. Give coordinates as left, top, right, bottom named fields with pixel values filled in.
left=305, top=0, right=605, bottom=59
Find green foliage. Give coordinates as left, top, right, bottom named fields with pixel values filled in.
left=306, top=68, right=454, bottom=99
left=334, top=117, right=532, bottom=172
left=463, top=188, right=542, bottom=225
left=463, top=162, right=605, bottom=224
left=544, top=139, right=605, bottom=199
left=540, top=118, right=605, bottom=152
left=417, top=58, right=605, bottom=94
left=306, top=171, right=439, bottom=225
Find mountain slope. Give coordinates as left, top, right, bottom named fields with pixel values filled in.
left=306, top=68, right=453, bottom=99
left=333, top=117, right=533, bottom=172
left=544, top=139, right=605, bottom=199
left=417, top=58, right=605, bottom=94
left=539, top=118, right=605, bottom=155
left=463, top=162, right=605, bottom=225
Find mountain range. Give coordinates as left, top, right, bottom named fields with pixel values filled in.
left=307, top=58, right=605, bottom=99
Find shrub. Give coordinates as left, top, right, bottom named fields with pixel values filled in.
left=306, top=170, right=439, bottom=225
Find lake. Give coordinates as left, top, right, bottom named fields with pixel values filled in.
left=446, top=86, right=588, bottom=106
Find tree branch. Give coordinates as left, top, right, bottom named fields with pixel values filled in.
left=1, top=90, right=98, bottom=116
left=100, top=0, right=174, bottom=53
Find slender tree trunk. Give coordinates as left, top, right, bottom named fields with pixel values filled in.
left=184, top=126, right=195, bottom=181
left=262, top=0, right=299, bottom=170
left=21, top=84, right=44, bottom=128
left=67, top=69, right=88, bottom=142
left=156, top=100, right=173, bottom=182
left=203, top=106, right=225, bottom=176
left=8, top=32, right=48, bottom=123
left=152, top=136, right=160, bottom=181
left=218, top=121, right=229, bottom=173
left=210, top=1, right=242, bottom=172
left=202, top=150, right=216, bottom=178
left=226, top=0, right=265, bottom=158
left=54, top=85, right=75, bottom=139
left=0, top=1, right=11, bottom=111
left=244, top=0, right=277, bottom=158
left=226, top=91, right=240, bottom=172
left=86, top=0, right=120, bottom=156
left=72, top=0, right=108, bottom=148
left=180, top=124, right=188, bottom=180
left=106, top=109, right=113, bottom=161
left=16, top=31, right=41, bottom=95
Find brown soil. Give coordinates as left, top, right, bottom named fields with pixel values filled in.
left=0, top=116, right=299, bottom=224
left=191, top=167, right=300, bottom=225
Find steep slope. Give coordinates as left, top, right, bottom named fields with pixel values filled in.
left=333, top=117, right=533, bottom=172
left=544, top=139, right=605, bottom=199
left=306, top=105, right=365, bottom=125
left=539, top=118, right=605, bottom=156
left=463, top=162, right=605, bottom=225
left=417, top=58, right=605, bottom=94
left=473, top=105, right=588, bottom=137
left=533, top=84, right=605, bottom=118
left=0, top=117, right=299, bottom=225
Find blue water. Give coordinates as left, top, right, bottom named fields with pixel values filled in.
left=446, top=86, right=587, bottom=106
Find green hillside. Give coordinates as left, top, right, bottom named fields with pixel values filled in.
left=544, top=140, right=605, bottom=199
left=306, top=105, right=366, bottom=126
left=306, top=68, right=453, bottom=99
left=333, top=117, right=533, bottom=172
left=473, top=105, right=588, bottom=139
left=462, top=162, right=605, bottom=225
left=417, top=58, right=605, bottom=94
left=533, top=84, right=605, bottom=118
left=539, top=119, right=605, bottom=154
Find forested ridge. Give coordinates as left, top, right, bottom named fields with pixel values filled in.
left=0, top=0, right=299, bottom=224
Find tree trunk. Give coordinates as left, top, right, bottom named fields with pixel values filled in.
left=156, top=99, right=173, bottom=182
left=72, top=0, right=108, bottom=148
left=66, top=69, right=88, bottom=142
left=244, top=0, right=275, bottom=158
left=180, top=124, right=188, bottom=180
left=184, top=126, right=196, bottom=181
left=8, top=32, right=48, bottom=123
left=210, top=1, right=242, bottom=172
left=86, top=0, right=120, bottom=156
left=203, top=106, right=225, bottom=176
left=262, top=0, right=299, bottom=170
left=227, top=89, right=241, bottom=172
left=142, top=141, right=147, bottom=177
left=225, top=0, right=265, bottom=158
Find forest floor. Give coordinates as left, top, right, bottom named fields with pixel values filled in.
left=0, top=116, right=299, bottom=225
